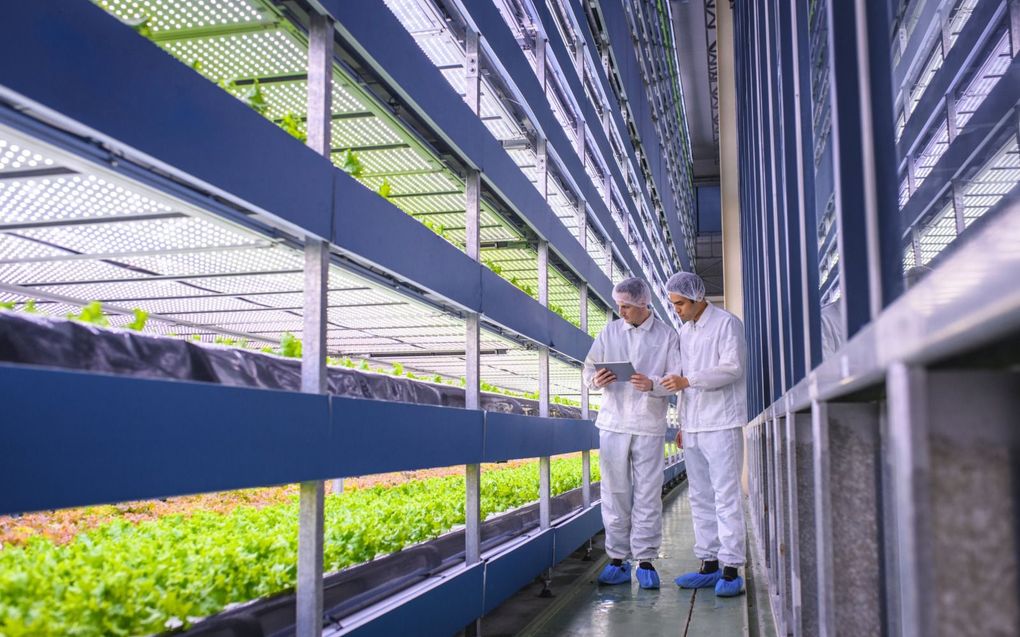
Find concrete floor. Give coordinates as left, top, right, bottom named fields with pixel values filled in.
left=522, top=483, right=747, bottom=637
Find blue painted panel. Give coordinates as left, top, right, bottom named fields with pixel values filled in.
left=0, top=365, right=331, bottom=516
left=895, top=0, right=1005, bottom=156
left=901, top=60, right=1020, bottom=229
left=478, top=134, right=552, bottom=241
left=332, top=171, right=483, bottom=313
left=698, top=187, right=722, bottom=233
left=332, top=398, right=483, bottom=476
left=594, top=0, right=675, bottom=243
left=0, top=2, right=334, bottom=240
left=547, top=314, right=593, bottom=363
left=550, top=418, right=598, bottom=456
left=463, top=0, right=672, bottom=295
left=483, top=413, right=553, bottom=462
left=323, top=1, right=484, bottom=165
left=346, top=562, right=485, bottom=637
left=553, top=505, right=603, bottom=563
left=483, top=413, right=583, bottom=462
left=324, top=0, right=621, bottom=312
left=483, top=530, right=555, bottom=613
left=480, top=268, right=550, bottom=346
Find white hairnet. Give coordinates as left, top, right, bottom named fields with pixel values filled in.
left=666, top=271, right=706, bottom=302
left=612, top=277, right=651, bottom=307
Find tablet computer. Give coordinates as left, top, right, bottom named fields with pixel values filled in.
left=595, top=361, right=636, bottom=381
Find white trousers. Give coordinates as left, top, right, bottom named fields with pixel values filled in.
left=599, top=429, right=665, bottom=561
left=684, top=427, right=746, bottom=566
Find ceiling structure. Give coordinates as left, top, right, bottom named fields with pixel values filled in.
left=670, top=0, right=720, bottom=182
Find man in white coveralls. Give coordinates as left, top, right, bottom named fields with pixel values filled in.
left=661, top=271, right=748, bottom=597
left=582, top=277, right=681, bottom=590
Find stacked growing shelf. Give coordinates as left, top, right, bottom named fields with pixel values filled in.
left=0, top=1, right=691, bottom=636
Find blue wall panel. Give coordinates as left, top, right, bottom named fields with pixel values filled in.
left=332, top=398, right=484, bottom=476
left=483, top=413, right=589, bottom=461
left=553, top=504, right=603, bottom=563
left=0, top=364, right=330, bottom=515
left=0, top=1, right=335, bottom=241
left=480, top=268, right=551, bottom=346
left=346, top=563, right=485, bottom=637
left=332, top=171, right=483, bottom=313
left=482, top=531, right=555, bottom=613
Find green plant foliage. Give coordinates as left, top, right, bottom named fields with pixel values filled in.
left=421, top=219, right=446, bottom=238
left=0, top=457, right=601, bottom=636
left=67, top=302, right=109, bottom=327
left=124, top=14, right=153, bottom=38
left=0, top=301, right=15, bottom=311
left=507, top=276, right=535, bottom=298
left=125, top=308, right=149, bottom=332
left=21, top=300, right=38, bottom=314
left=482, top=258, right=503, bottom=275
left=390, top=362, right=404, bottom=376
left=279, top=333, right=302, bottom=359
left=339, top=149, right=363, bottom=178
left=279, top=112, right=306, bottom=143
left=377, top=178, right=392, bottom=199
left=238, top=80, right=268, bottom=115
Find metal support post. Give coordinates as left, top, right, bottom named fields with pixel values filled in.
left=465, top=170, right=482, bottom=566
left=579, top=280, right=591, bottom=508
left=886, top=364, right=934, bottom=637
left=536, top=138, right=549, bottom=201
left=812, top=401, right=834, bottom=637
left=538, top=239, right=551, bottom=530
left=465, top=29, right=480, bottom=115
left=951, top=179, right=966, bottom=235
left=297, top=14, right=332, bottom=637
left=464, top=29, right=482, bottom=569
left=1010, top=0, right=1020, bottom=57
left=536, top=35, right=548, bottom=93
left=576, top=198, right=587, bottom=246
left=298, top=239, right=328, bottom=637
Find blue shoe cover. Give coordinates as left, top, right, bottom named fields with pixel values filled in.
left=636, top=566, right=660, bottom=589
left=714, top=575, right=745, bottom=597
left=598, top=561, right=632, bottom=585
left=674, top=569, right=722, bottom=589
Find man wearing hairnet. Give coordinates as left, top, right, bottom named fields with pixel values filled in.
left=661, top=272, right=748, bottom=597
left=582, top=277, right=681, bottom=590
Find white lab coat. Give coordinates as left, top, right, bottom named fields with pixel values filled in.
left=678, top=302, right=748, bottom=567
left=582, top=314, right=681, bottom=561
left=582, top=315, right=682, bottom=436
left=678, top=302, right=747, bottom=432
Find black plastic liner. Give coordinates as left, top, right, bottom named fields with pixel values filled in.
left=179, top=484, right=603, bottom=637
left=0, top=312, right=586, bottom=418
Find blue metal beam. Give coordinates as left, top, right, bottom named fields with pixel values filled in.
left=344, top=563, right=485, bottom=637
left=463, top=0, right=668, bottom=286
left=553, top=504, right=603, bottom=563
left=482, top=530, right=555, bottom=613
left=894, top=0, right=1007, bottom=162
left=0, top=363, right=612, bottom=516
left=0, top=1, right=596, bottom=364
left=483, top=413, right=597, bottom=462
left=0, top=0, right=335, bottom=241
left=584, top=0, right=689, bottom=268
left=900, top=58, right=1020, bottom=231
left=320, top=1, right=634, bottom=312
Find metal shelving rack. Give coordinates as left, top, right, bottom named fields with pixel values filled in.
left=0, top=1, right=694, bottom=636
left=735, top=0, right=1019, bottom=635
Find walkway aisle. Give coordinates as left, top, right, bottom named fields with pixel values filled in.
left=525, top=484, right=747, bottom=637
